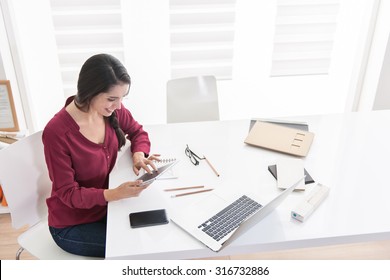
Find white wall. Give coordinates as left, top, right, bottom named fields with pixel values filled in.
left=373, top=32, right=390, bottom=110
left=120, top=0, right=346, bottom=123
left=218, top=0, right=379, bottom=120
left=2, top=0, right=64, bottom=132
left=121, top=0, right=170, bottom=124
left=0, top=1, right=26, bottom=131
left=356, top=0, right=390, bottom=111
left=0, top=53, right=5, bottom=78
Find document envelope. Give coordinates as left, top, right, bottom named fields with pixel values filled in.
left=244, top=121, right=314, bottom=157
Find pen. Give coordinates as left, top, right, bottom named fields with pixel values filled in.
left=171, top=189, right=213, bottom=198
left=164, top=185, right=204, bottom=191
left=204, top=157, right=220, bottom=177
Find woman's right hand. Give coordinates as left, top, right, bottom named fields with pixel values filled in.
left=103, top=180, right=147, bottom=202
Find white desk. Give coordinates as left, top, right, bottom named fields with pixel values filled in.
left=106, top=111, right=390, bottom=259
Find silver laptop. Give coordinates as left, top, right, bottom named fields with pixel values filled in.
left=170, top=177, right=304, bottom=252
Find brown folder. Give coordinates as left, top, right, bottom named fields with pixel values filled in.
left=244, top=121, right=314, bottom=157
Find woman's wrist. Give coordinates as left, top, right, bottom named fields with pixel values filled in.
left=132, top=151, right=145, bottom=162
left=104, top=189, right=117, bottom=202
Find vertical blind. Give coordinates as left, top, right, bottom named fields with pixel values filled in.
left=50, top=0, right=124, bottom=96
left=271, top=0, right=340, bottom=76
left=169, top=0, right=237, bottom=80
left=50, top=0, right=237, bottom=96
left=50, top=0, right=338, bottom=93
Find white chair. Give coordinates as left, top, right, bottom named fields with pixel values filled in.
left=0, top=131, right=101, bottom=260
left=167, top=75, right=220, bottom=123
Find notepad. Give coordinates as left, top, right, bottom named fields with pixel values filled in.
left=268, top=164, right=315, bottom=185
left=276, top=158, right=306, bottom=191
left=244, top=121, right=314, bottom=157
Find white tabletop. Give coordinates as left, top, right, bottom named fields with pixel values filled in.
left=106, top=110, right=390, bottom=259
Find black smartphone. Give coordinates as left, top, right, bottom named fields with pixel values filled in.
left=129, top=209, right=169, bottom=228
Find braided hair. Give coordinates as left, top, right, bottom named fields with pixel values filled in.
left=74, top=54, right=129, bottom=149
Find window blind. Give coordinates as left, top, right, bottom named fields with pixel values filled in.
left=50, top=0, right=124, bottom=96
left=271, top=0, right=340, bottom=76
left=169, top=0, right=237, bottom=80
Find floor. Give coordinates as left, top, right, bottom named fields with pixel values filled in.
left=1, top=213, right=390, bottom=260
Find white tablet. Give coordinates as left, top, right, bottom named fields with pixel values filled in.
left=137, top=160, right=178, bottom=186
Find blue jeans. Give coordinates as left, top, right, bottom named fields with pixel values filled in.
left=49, top=217, right=106, bottom=258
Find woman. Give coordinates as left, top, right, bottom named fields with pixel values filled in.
left=42, top=54, right=158, bottom=257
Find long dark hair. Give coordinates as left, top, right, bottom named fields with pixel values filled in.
left=74, top=54, right=130, bottom=149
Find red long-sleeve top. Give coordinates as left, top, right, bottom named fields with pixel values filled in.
left=42, top=96, right=151, bottom=228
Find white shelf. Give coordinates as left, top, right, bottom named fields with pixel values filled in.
left=0, top=205, right=10, bottom=214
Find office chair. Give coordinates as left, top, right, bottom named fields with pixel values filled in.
left=0, top=131, right=101, bottom=260
left=166, top=75, right=220, bottom=123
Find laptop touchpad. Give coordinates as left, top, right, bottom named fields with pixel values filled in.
left=199, top=193, right=227, bottom=214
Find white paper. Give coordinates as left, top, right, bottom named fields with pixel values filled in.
left=276, top=158, right=305, bottom=190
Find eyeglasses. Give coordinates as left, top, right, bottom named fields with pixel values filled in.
left=185, top=144, right=220, bottom=176
left=185, top=144, right=205, bottom=166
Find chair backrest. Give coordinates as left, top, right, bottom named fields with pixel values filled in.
left=167, top=75, right=220, bottom=123
left=0, top=131, right=51, bottom=229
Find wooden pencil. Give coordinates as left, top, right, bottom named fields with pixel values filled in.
left=204, top=157, right=220, bottom=177
left=171, top=189, right=213, bottom=198
left=164, top=185, right=204, bottom=191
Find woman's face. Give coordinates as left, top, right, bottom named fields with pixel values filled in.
left=90, top=83, right=129, bottom=117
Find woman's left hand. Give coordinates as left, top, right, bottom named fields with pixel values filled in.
left=132, top=152, right=161, bottom=175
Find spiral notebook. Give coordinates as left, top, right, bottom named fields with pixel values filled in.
left=157, top=158, right=178, bottom=179
left=145, top=158, right=178, bottom=180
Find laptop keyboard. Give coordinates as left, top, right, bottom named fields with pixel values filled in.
left=197, top=195, right=262, bottom=241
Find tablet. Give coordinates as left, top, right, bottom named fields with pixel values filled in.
left=137, top=160, right=178, bottom=186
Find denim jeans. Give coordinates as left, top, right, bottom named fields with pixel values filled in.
left=49, top=217, right=106, bottom=258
